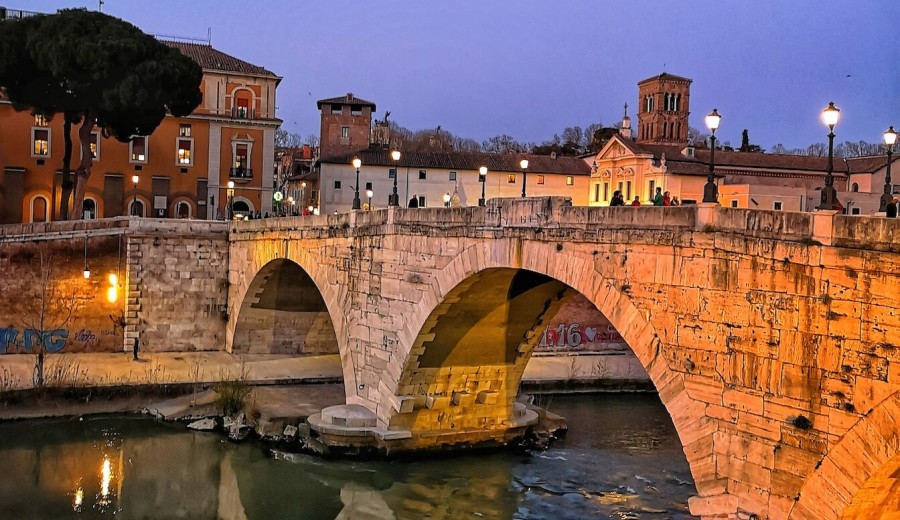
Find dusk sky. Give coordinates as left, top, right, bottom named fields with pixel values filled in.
left=28, top=1, right=900, bottom=151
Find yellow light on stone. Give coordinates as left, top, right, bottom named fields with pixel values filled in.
left=107, top=286, right=118, bottom=303
left=73, top=485, right=83, bottom=511
left=108, top=273, right=118, bottom=286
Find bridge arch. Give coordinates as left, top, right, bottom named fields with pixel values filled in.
left=789, top=392, right=900, bottom=520
left=228, top=240, right=357, bottom=396
left=385, top=237, right=713, bottom=492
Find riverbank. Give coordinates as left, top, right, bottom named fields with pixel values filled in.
left=0, top=351, right=650, bottom=426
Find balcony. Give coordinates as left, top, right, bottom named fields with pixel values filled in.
left=230, top=107, right=257, bottom=120
left=229, top=167, right=253, bottom=182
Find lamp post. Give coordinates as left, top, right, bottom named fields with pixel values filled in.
left=389, top=149, right=401, bottom=206
left=227, top=180, right=235, bottom=220
left=478, top=166, right=488, bottom=206
left=443, top=192, right=451, bottom=207
left=287, top=196, right=294, bottom=216
left=301, top=181, right=307, bottom=213
left=519, top=159, right=529, bottom=198
left=366, top=189, right=373, bottom=210
left=131, top=175, right=139, bottom=216
left=880, top=126, right=897, bottom=212
left=351, top=156, right=362, bottom=210
left=819, top=101, right=840, bottom=210
left=703, top=108, right=721, bottom=203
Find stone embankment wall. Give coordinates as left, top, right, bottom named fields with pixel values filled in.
left=124, top=219, right=228, bottom=353
left=0, top=218, right=229, bottom=355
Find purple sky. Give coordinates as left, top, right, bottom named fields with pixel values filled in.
left=28, top=1, right=900, bottom=151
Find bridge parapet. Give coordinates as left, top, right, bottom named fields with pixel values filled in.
left=231, top=198, right=899, bottom=253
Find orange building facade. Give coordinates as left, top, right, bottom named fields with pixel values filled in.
left=0, top=41, right=281, bottom=223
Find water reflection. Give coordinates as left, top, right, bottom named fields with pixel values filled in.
left=0, top=394, right=694, bottom=519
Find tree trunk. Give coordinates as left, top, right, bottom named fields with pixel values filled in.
left=70, top=114, right=96, bottom=220
left=33, top=351, right=45, bottom=388
left=58, top=115, right=75, bottom=220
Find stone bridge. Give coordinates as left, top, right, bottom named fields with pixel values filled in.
left=224, top=197, right=900, bottom=520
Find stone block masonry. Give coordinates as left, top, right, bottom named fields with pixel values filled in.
left=0, top=218, right=228, bottom=355
left=228, top=198, right=900, bottom=520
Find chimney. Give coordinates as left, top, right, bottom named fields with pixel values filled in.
left=346, top=92, right=354, bottom=101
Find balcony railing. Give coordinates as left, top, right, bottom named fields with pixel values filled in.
left=229, top=167, right=253, bottom=181
left=230, top=107, right=257, bottom=120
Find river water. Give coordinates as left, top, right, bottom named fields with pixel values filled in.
left=0, top=393, right=694, bottom=519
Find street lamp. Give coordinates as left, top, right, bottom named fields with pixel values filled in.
left=351, top=156, right=362, bottom=210
left=819, top=101, right=840, bottom=210
left=131, top=175, right=139, bottom=216
left=443, top=192, right=451, bottom=207
left=703, top=108, right=721, bottom=203
left=519, top=159, right=529, bottom=198
left=227, top=180, right=235, bottom=220
left=478, top=166, right=488, bottom=206
left=301, top=181, right=307, bottom=212
left=287, top=196, right=294, bottom=216
left=880, top=125, right=896, bottom=212
left=366, top=189, right=373, bottom=210
left=389, top=149, right=401, bottom=206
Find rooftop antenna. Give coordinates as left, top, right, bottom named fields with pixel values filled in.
left=207, top=27, right=211, bottom=45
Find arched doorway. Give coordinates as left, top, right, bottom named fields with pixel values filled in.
left=30, top=195, right=48, bottom=223
left=82, top=198, right=97, bottom=220
left=130, top=200, right=145, bottom=217
left=232, top=259, right=339, bottom=355
left=175, top=201, right=192, bottom=219
left=232, top=200, right=251, bottom=219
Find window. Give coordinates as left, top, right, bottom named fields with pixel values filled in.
left=177, top=138, right=193, bottom=165
left=507, top=174, right=516, bottom=184
left=334, top=180, right=342, bottom=189
left=130, top=136, right=147, bottom=162
left=851, top=183, right=859, bottom=193
left=566, top=176, right=574, bottom=186
left=388, top=168, right=396, bottom=179
left=418, top=195, right=426, bottom=207
left=87, top=132, right=99, bottom=160
left=331, top=105, right=343, bottom=115
left=179, top=124, right=192, bottom=137
left=851, top=207, right=861, bottom=215
left=773, top=201, right=783, bottom=211
left=418, top=169, right=427, bottom=180
left=537, top=175, right=545, bottom=185
left=731, top=200, right=739, bottom=208
left=603, top=182, right=609, bottom=202
left=32, top=128, right=50, bottom=157
left=626, top=181, right=632, bottom=200
left=350, top=106, right=362, bottom=116
left=365, top=181, right=372, bottom=190
left=234, top=143, right=249, bottom=168
left=648, top=180, right=655, bottom=199
left=341, top=126, right=349, bottom=139
left=34, top=114, right=50, bottom=127
left=594, top=184, right=600, bottom=202
left=617, top=181, right=623, bottom=193
left=236, top=97, right=249, bottom=118
left=449, top=171, right=457, bottom=181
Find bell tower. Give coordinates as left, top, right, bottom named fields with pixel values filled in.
left=636, top=73, right=691, bottom=146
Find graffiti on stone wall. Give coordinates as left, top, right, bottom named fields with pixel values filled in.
left=536, top=323, right=626, bottom=352
left=0, top=327, right=104, bottom=353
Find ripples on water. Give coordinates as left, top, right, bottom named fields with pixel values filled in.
left=0, top=393, right=694, bottom=519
